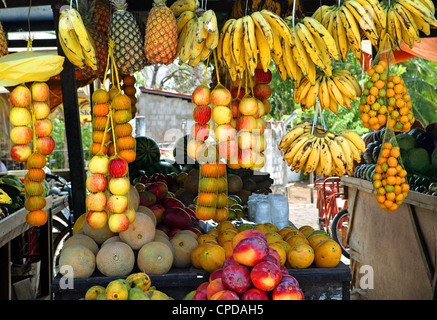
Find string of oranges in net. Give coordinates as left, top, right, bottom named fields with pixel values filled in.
left=373, top=142, right=409, bottom=211
left=359, top=60, right=415, bottom=132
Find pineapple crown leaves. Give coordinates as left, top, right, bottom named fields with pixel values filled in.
left=110, top=0, right=128, bottom=11
left=67, top=0, right=97, bottom=28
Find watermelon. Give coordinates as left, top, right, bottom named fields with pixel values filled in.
left=153, top=160, right=179, bottom=175
left=134, top=136, right=161, bottom=168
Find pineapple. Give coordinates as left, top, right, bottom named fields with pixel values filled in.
left=93, top=0, right=110, bottom=43
left=78, top=0, right=108, bottom=81
left=0, top=21, right=7, bottom=58
left=144, top=0, right=178, bottom=65
left=109, top=0, right=146, bottom=75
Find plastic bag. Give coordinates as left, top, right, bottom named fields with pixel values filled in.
left=0, top=51, right=64, bottom=87
left=359, top=34, right=415, bottom=132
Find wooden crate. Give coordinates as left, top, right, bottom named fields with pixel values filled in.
left=342, top=176, right=437, bottom=300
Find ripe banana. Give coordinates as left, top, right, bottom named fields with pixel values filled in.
left=230, top=18, right=244, bottom=66
left=338, top=130, right=366, bottom=152
left=58, top=12, right=86, bottom=68
left=254, top=23, right=272, bottom=72
left=176, top=10, right=196, bottom=34
left=393, top=3, right=421, bottom=48
left=335, top=10, right=349, bottom=63
left=260, top=9, right=293, bottom=45
left=291, top=136, right=316, bottom=172
left=302, top=16, right=339, bottom=61
left=295, top=23, right=328, bottom=73
left=304, top=138, right=321, bottom=174
left=328, top=139, right=347, bottom=175
left=205, top=28, right=219, bottom=50
left=335, top=136, right=354, bottom=172
left=195, top=15, right=208, bottom=44
left=220, top=19, right=236, bottom=69
left=338, top=6, right=362, bottom=60
left=344, top=0, right=380, bottom=46
left=397, top=0, right=437, bottom=27
left=251, top=11, right=275, bottom=51
left=170, top=0, right=198, bottom=17
left=319, top=139, right=333, bottom=175
left=242, top=16, right=257, bottom=76
left=203, top=9, right=218, bottom=33
left=289, top=28, right=309, bottom=76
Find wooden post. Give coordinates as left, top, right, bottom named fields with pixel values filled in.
left=52, top=4, right=86, bottom=221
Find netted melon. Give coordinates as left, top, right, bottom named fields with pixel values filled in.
left=62, top=234, right=99, bottom=256
left=96, top=241, right=135, bottom=277
left=137, top=241, right=173, bottom=274
left=59, top=244, right=95, bottom=278
left=119, top=212, right=156, bottom=250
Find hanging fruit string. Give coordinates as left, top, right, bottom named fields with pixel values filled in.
left=213, top=48, right=220, bottom=85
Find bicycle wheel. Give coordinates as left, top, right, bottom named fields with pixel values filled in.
left=331, top=209, right=350, bottom=259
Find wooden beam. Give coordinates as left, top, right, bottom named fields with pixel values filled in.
left=52, top=3, right=86, bottom=221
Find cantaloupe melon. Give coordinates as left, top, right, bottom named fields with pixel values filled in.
left=96, top=241, right=135, bottom=277
left=59, top=244, right=95, bottom=278
left=155, top=229, right=169, bottom=240
left=137, top=206, right=157, bottom=226
left=82, top=217, right=116, bottom=244
left=62, top=234, right=99, bottom=256
left=101, top=236, right=122, bottom=247
left=137, top=241, right=173, bottom=274
left=170, top=233, right=198, bottom=268
left=119, top=212, right=156, bottom=250
left=154, top=234, right=175, bottom=257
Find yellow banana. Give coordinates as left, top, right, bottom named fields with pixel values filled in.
left=251, top=11, right=275, bottom=51
left=290, top=28, right=309, bottom=76
left=332, top=76, right=356, bottom=100
left=235, top=38, right=246, bottom=80
left=409, top=6, right=431, bottom=35
left=205, top=29, right=219, bottom=50
left=338, top=130, right=366, bottom=152
left=302, top=16, right=339, bottom=61
left=304, top=138, right=321, bottom=174
left=180, top=21, right=196, bottom=63
left=320, top=139, right=333, bottom=175
left=328, top=139, right=347, bottom=176
left=344, top=0, right=380, bottom=46
left=199, top=42, right=212, bottom=61
left=276, top=55, right=288, bottom=81
left=292, top=136, right=317, bottom=172
left=242, top=15, right=257, bottom=76
left=354, top=0, right=387, bottom=34
left=295, top=23, right=328, bottom=73
left=68, top=9, right=92, bottom=52
left=319, top=76, right=330, bottom=112
left=254, top=22, right=272, bottom=72
left=203, top=9, right=218, bottom=33
left=170, top=0, right=198, bottom=17
left=397, top=0, right=437, bottom=27
left=394, top=3, right=420, bottom=48
left=338, top=6, right=362, bottom=61
left=177, top=18, right=196, bottom=57
left=294, top=77, right=312, bottom=104
left=305, top=50, right=317, bottom=86
left=230, top=18, right=244, bottom=66
left=387, top=7, right=402, bottom=50
left=335, top=10, right=349, bottom=63
left=417, top=0, right=435, bottom=12
left=312, top=5, right=334, bottom=22
left=195, top=15, right=208, bottom=44
left=282, top=38, right=302, bottom=83
left=326, top=76, right=344, bottom=106
left=329, top=93, right=339, bottom=114
left=176, top=10, right=196, bottom=34
left=304, top=78, right=320, bottom=110
left=221, top=19, right=236, bottom=69
left=283, top=134, right=311, bottom=164
left=270, top=27, right=283, bottom=65
left=260, top=9, right=293, bottom=45
left=58, top=13, right=85, bottom=68
left=344, top=137, right=362, bottom=162
left=279, top=122, right=311, bottom=150
left=335, top=136, right=354, bottom=172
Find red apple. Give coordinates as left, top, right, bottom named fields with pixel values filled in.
left=108, top=213, right=130, bottom=233
left=265, top=254, right=281, bottom=267
left=151, top=173, right=165, bottom=182
left=86, top=173, right=107, bottom=193
left=86, top=210, right=108, bottom=229
left=10, top=144, right=32, bottom=163
left=279, top=264, right=289, bottom=275
left=148, top=203, right=165, bottom=223
left=106, top=195, right=128, bottom=214
left=209, top=269, right=223, bottom=282
left=191, top=123, right=210, bottom=141
left=193, top=282, right=209, bottom=300
left=10, top=126, right=33, bottom=145
left=241, top=287, right=269, bottom=300
left=232, top=236, right=269, bottom=267
left=238, top=96, right=258, bottom=116
left=261, top=99, right=271, bottom=114
left=230, top=100, right=240, bottom=117
left=193, top=105, right=211, bottom=124
left=35, top=136, right=55, bottom=155
left=192, top=84, right=210, bottom=105
left=238, top=115, right=257, bottom=132
left=218, top=140, right=238, bottom=160
left=210, top=86, right=232, bottom=106
left=214, top=123, right=237, bottom=142
left=184, top=207, right=196, bottom=218
left=108, top=157, right=128, bottom=178
left=231, top=86, right=246, bottom=99
left=272, top=281, right=305, bottom=300
left=210, top=290, right=240, bottom=300
left=254, top=83, right=272, bottom=99
left=222, top=264, right=251, bottom=294
left=254, top=69, right=272, bottom=84
left=10, top=85, right=31, bottom=107
left=250, top=260, right=282, bottom=291
left=31, top=82, right=50, bottom=102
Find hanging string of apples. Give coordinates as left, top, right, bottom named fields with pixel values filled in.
left=9, top=82, right=54, bottom=227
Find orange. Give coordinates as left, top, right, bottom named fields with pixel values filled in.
left=367, top=68, right=375, bottom=76
left=378, top=60, right=387, bottom=69
left=386, top=176, right=397, bottom=186
left=392, top=75, right=401, bottom=84
left=380, top=148, right=390, bottom=158
left=385, top=192, right=396, bottom=201
left=376, top=194, right=386, bottom=204
left=395, top=99, right=405, bottom=108
left=384, top=199, right=394, bottom=208
left=374, top=80, right=385, bottom=89
left=377, top=114, right=386, bottom=125
left=24, top=195, right=46, bottom=211
left=287, top=243, right=315, bottom=269
left=395, top=193, right=404, bottom=202
left=283, top=230, right=305, bottom=241
left=269, top=242, right=287, bottom=265
left=298, top=225, right=315, bottom=237
left=388, top=203, right=398, bottom=211
left=93, top=103, right=109, bottom=116
left=383, top=142, right=393, bottom=149
left=361, top=113, right=370, bottom=123
left=314, top=239, right=342, bottom=268
left=369, top=86, right=379, bottom=96
left=366, top=95, right=376, bottom=104
left=375, top=165, right=383, bottom=173
left=387, top=157, right=398, bottom=168
left=25, top=210, right=48, bottom=226
left=402, top=93, right=411, bottom=102
left=386, top=168, right=397, bottom=177
left=386, top=88, right=395, bottom=97
left=377, top=156, right=387, bottom=165
left=390, top=147, right=400, bottom=158
left=394, top=84, right=404, bottom=94
left=213, top=208, right=229, bottom=222
left=118, top=149, right=136, bottom=163
left=374, top=64, right=384, bottom=74
left=402, top=122, right=411, bottom=131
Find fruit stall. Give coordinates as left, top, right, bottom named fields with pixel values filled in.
left=1, top=0, right=437, bottom=302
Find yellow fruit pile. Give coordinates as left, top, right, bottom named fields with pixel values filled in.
left=359, top=60, right=415, bottom=132
left=191, top=221, right=342, bottom=273
left=195, top=162, right=229, bottom=223
left=373, top=142, right=409, bottom=211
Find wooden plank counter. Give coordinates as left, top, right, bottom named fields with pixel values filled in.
left=341, top=176, right=437, bottom=300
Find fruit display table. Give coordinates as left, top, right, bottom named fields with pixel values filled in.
left=51, top=262, right=351, bottom=300
left=0, top=194, right=68, bottom=299
left=342, top=176, right=437, bottom=299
